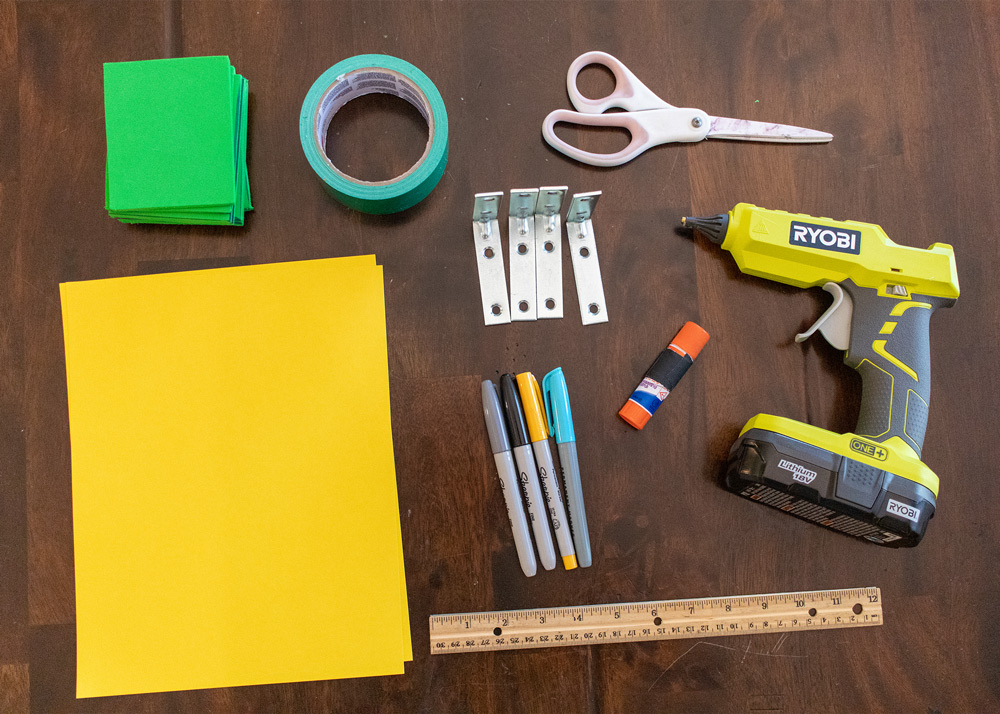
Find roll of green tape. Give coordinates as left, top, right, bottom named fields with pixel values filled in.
left=300, top=55, right=448, bottom=214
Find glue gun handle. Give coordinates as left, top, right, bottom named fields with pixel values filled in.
left=841, top=282, right=952, bottom=457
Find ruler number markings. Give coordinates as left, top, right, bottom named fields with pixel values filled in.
left=430, top=587, right=882, bottom=653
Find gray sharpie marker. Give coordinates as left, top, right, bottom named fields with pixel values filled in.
left=482, top=380, right=538, bottom=577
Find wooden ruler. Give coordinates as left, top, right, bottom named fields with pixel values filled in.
left=430, top=587, right=882, bottom=654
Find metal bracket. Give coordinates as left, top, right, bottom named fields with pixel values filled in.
left=534, top=186, right=567, bottom=319
left=508, top=189, right=538, bottom=321
left=473, top=192, right=510, bottom=325
left=566, top=191, right=608, bottom=325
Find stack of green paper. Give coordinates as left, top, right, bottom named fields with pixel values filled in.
left=103, top=56, right=252, bottom=225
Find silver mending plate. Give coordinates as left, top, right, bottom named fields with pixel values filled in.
left=508, top=189, right=538, bottom=321
left=473, top=192, right=510, bottom=325
left=566, top=191, right=608, bottom=325
left=535, top=186, right=567, bottom=319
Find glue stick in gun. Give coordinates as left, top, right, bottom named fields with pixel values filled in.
left=683, top=203, right=959, bottom=548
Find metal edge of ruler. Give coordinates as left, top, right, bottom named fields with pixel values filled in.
left=473, top=191, right=510, bottom=326
left=566, top=191, right=608, bottom=325
left=430, top=587, right=882, bottom=654
left=508, top=188, right=539, bottom=321
left=534, top=186, right=567, bottom=320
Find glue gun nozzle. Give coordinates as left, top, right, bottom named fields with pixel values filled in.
left=681, top=213, right=729, bottom=245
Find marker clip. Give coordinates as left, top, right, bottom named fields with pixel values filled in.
left=473, top=192, right=510, bottom=325
left=566, top=191, right=608, bottom=325
left=543, top=380, right=557, bottom=437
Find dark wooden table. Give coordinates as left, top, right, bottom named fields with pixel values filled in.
left=3, top=2, right=999, bottom=712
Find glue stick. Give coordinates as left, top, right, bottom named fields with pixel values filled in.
left=619, top=321, right=710, bottom=430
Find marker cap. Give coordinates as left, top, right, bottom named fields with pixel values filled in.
left=670, top=321, right=710, bottom=360
left=499, top=374, right=530, bottom=448
left=481, top=380, right=511, bottom=454
left=515, top=372, right=549, bottom=443
left=541, top=367, right=575, bottom=444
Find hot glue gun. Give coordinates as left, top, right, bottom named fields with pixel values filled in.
left=684, top=203, right=959, bottom=547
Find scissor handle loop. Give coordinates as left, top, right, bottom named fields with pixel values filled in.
left=566, top=51, right=670, bottom=114
left=541, top=110, right=652, bottom=167
left=542, top=107, right=711, bottom=167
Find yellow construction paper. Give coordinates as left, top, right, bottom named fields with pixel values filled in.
left=61, top=257, right=410, bottom=697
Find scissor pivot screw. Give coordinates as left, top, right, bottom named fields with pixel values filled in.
left=691, top=117, right=703, bottom=128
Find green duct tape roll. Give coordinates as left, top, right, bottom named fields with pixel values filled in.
left=300, top=55, right=448, bottom=214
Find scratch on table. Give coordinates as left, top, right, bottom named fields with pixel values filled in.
left=667, top=150, right=680, bottom=181
left=20, top=276, right=55, bottom=303
left=597, top=562, right=639, bottom=580
left=771, top=632, right=789, bottom=653
left=647, top=640, right=808, bottom=691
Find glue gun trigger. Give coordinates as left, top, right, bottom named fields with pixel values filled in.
left=795, top=282, right=854, bottom=351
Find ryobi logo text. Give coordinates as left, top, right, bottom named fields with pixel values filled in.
left=778, top=459, right=818, bottom=485
left=789, top=221, right=861, bottom=255
left=886, top=499, right=921, bottom=524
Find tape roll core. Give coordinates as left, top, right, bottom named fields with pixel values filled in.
left=301, top=55, right=448, bottom=214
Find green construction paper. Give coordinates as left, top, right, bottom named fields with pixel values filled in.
left=103, top=56, right=252, bottom=226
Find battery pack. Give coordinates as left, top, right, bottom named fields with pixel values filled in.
left=724, top=426, right=937, bottom=547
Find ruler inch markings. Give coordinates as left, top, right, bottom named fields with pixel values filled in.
left=430, top=587, right=882, bottom=654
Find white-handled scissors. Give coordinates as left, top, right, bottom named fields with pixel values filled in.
left=542, top=51, right=833, bottom=167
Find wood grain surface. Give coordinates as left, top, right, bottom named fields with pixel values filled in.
left=3, top=1, right=999, bottom=712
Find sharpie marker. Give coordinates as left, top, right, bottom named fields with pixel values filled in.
left=500, top=374, right=557, bottom=571
left=482, top=380, right=538, bottom=577
left=542, top=367, right=591, bottom=567
left=516, top=372, right=577, bottom=570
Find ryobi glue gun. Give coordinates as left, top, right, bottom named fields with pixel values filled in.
left=684, top=204, right=959, bottom=547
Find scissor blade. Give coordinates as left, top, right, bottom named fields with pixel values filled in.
left=706, top=115, right=833, bottom=143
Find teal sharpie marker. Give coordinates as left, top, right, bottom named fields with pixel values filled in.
left=541, top=368, right=592, bottom=568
